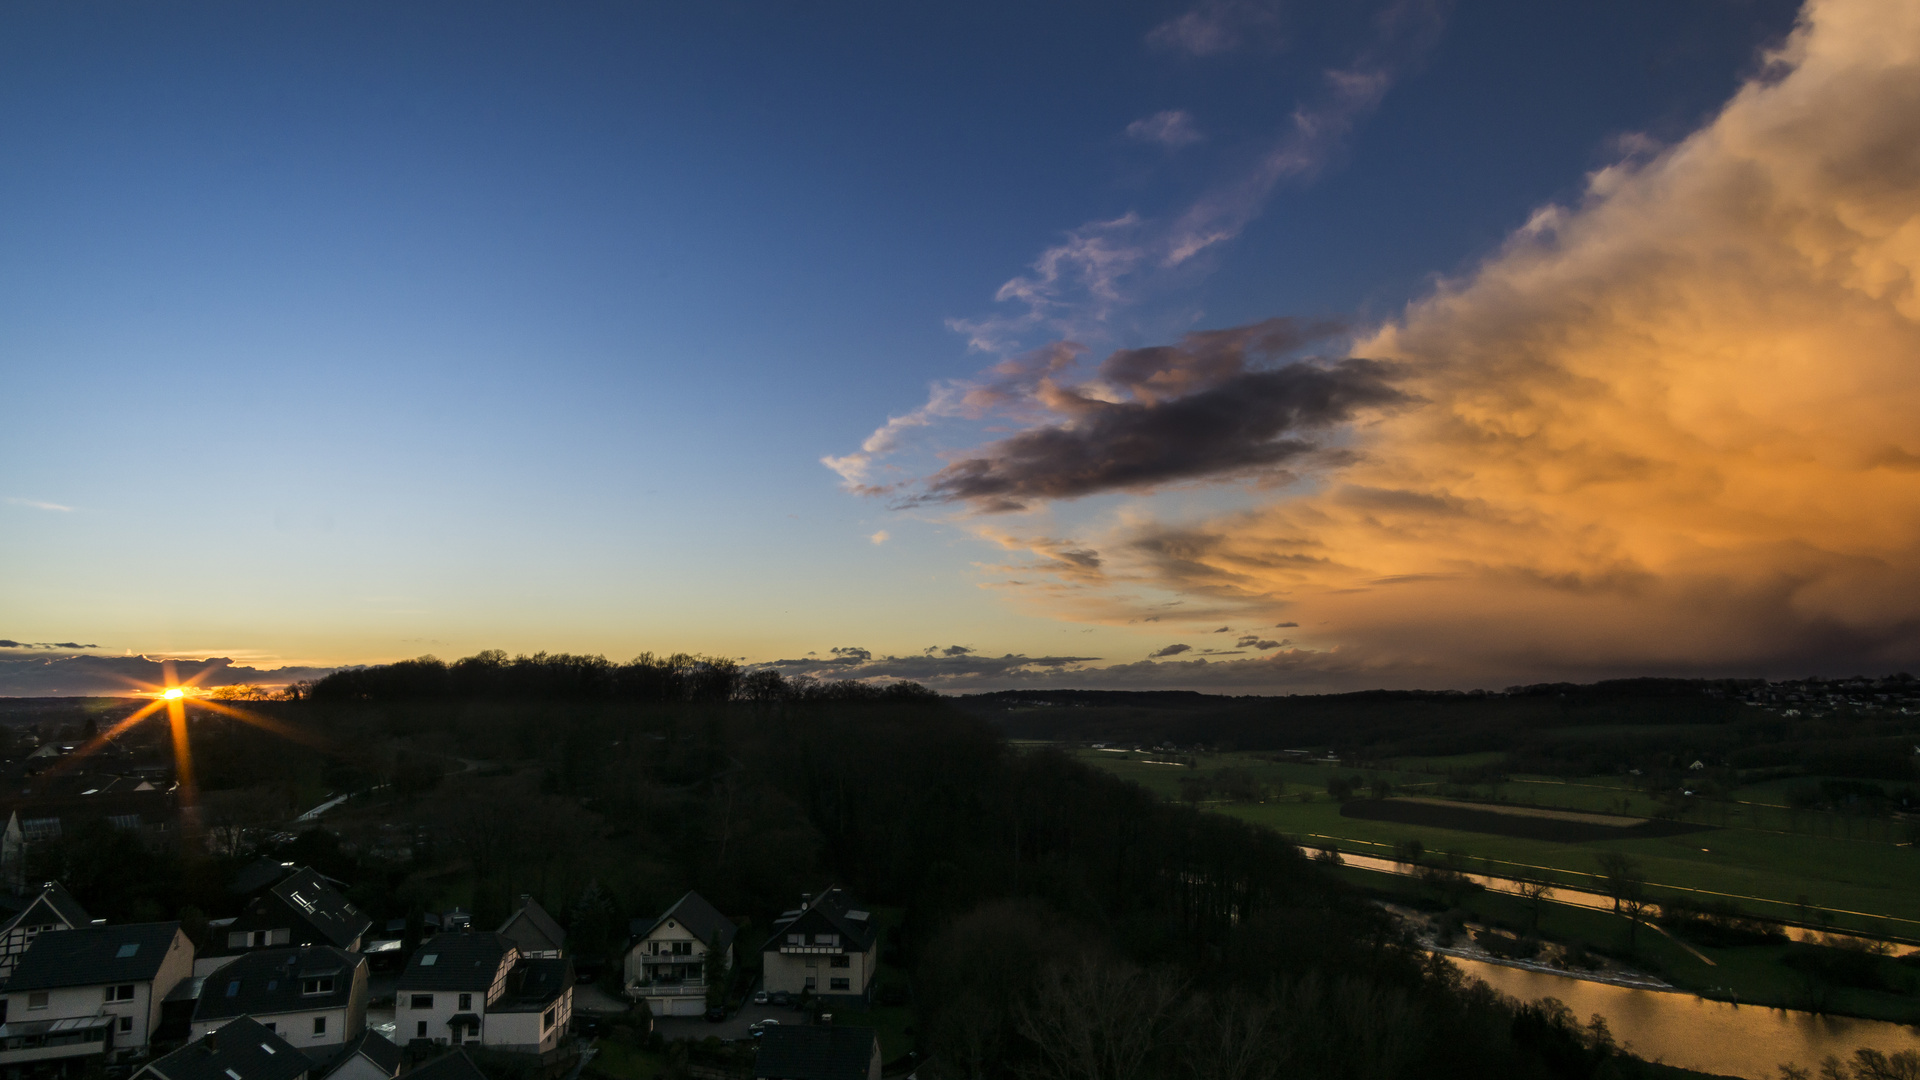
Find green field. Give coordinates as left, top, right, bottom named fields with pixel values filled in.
left=1070, top=749, right=1920, bottom=941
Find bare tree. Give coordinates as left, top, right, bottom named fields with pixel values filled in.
left=1014, top=956, right=1187, bottom=1080
left=1517, top=879, right=1552, bottom=934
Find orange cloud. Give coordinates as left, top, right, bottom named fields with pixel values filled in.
left=994, top=0, right=1920, bottom=685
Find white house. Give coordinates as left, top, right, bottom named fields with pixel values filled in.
left=0, top=921, right=194, bottom=1066
left=394, top=932, right=571, bottom=1056
left=0, top=880, right=90, bottom=986
left=191, top=946, right=368, bottom=1051
left=761, top=888, right=878, bottom=1005
left=623, top=891, right=735, bottom=1018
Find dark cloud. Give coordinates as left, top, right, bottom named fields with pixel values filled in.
left=1149, top=643, right=1193, bottom=658
left=0, top=654, right=340, bottom=697
left=1213, top=626, right=1232, bottom=633
left=909, top=320, right=1402, bottom=510
left=1, top=640, right=103, bottom=651
left=51, top=642, right=96, bottom=649
left=1276, top=621, right=1298, bottom=628
left=828, top=646, right=872, bottom=663
left=1237, top=636, right=1283, bottom=649
left=759, top=651, right=1103, bottom=685
left=0, top=641, right=18, bottom=649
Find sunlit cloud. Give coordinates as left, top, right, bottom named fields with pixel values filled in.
left=1126, top=109, right=1205, bottom=148
left=6, top=497, right=74, bottom=512
left=933, top=0, right=1920, bottom=686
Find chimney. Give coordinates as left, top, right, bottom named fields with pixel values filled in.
left=205, top=1029, right=217, bottom=1052
left=520, top=894, right=531, bottom=909
left=800, top=893, right=812, bottom=908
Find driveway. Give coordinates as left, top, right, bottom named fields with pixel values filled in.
left=654, top=1003, right=810, bottom=1043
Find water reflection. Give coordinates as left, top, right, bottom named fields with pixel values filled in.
left=1447, top=957, right=1920, bottom=1078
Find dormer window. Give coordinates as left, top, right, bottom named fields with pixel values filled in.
left=813, top=933, right=838, bottom=947
left=786, top=934, right=801, bottom=945
left=301, top=977, right=334, bottom=995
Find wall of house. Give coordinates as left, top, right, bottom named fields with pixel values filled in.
left=761, top=946, right=873, bottom=998
left=481, top=991, right=569, bottom=1055
left=193, top=1006, right=348, bottom=1047
left=394, top=988, right=482, bottom=1045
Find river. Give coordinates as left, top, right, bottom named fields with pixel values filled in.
left=1447, top=957, right=1920, bottom=1078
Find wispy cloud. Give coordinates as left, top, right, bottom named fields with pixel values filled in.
left=830, top=1, right=1446, bottom=491
left=7, top=498, right=74, bottom=512
left=1126, top=109, right=1204, bottom=148
left=1146, top=0, right=1287, bottom=57
left=869, top=529, right=891, bottom=545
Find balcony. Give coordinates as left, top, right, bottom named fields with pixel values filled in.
left=0, top=1017, right=114, bottom=1064
left=627, top=975, right=707, bottom=998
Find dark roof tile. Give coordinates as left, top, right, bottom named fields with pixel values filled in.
left=8, top=922, right=183, bottom=990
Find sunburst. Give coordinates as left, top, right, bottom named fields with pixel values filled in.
left=52, top=659, right=335, bottom=835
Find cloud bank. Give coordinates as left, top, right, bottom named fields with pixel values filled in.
left=0, top=654, right=340, bottom=697
left=846, top=0, right=1920, bottom=690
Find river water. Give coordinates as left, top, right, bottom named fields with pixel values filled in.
left=1447, top=957, right=1920, bottom=1078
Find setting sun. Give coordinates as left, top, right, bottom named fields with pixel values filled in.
left=162, top=687, right=184, bottom=700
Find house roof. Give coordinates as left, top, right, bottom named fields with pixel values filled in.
left=763, top=888, right=876, bottom=954
left=752, top=1026, right=877, bottom=1080
left=7, top=922, right=182, bottom=990
left=639, top=891, right=736, bottom=952
left=193, top=947, right=361, bottom=1023
left=231, top=859, right=298, bottom=897
left=140, top=1017, right=312, bottom=1080
left=272, top=869, right=370, bottom=949
left=0, top=881, right=89, bottom=934
left=497, top=897, right=565, bottom=954
left=397, top=932, right=513, bottom=992
left=400, top=1050, right=488, bottom=1080
left=313, top=1031, right=402, bottom=1079
left=490, top=957, right=573, bottom=1013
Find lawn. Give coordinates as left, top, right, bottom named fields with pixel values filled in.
left=588, top=1040, right=666, bottom=1080
left=1069, top=751, right=1920, bottom=940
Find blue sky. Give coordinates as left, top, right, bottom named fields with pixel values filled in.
left=17, top=0, right=1902, bottom=693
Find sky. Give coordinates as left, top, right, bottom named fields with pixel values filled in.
left=6, top=0, right=1916, bottom=694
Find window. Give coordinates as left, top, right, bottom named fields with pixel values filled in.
left=313, top=1017, right=326, bottom=1036
left=458, top=994, right=471, bottom=1011
left=804, top=976, right=816, bottom=990
left=119, top=1017, right=133, bottom=1033
left=813, top=933, right=838, bottom=947
left=786, top=933, right=801, bottom=945
left=302, top=977, right=334, bottom=995
left=115, top=943, right=141, bottom=958
left=417, top=1021, right=428, bottom=1038
left=226, top=981, right=241, bottom=998
left=829, top=978, right=850, bottom=991
left=671, top=941, right=691, bottom=955
left=27, top=992, right=47, bottom=1010
left=411, top=994, right=434, bottom=1009
left=830, top=956, right=850, bottom=969
left=228, top=931, right=248, bottom=949
left=106, top=984, right=136, bottom=1002
left=542, top=1008, right=555, bottom=1031
left=419, top=954, right=439, bottom=967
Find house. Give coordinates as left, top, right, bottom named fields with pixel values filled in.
left=497, top=896, right=565, bottom=959
left=0, top=921, right=194, bottom=1066
left=753, top=1026, right=881, bottom=1080
left=623, top=891, right=735, bottom=1017
left=761, top=888, right=878, bottom=1005
left=394, top=932, right=572, bottom=1056
left=135, top=1016, right=313, bottom=1080
left=311, top=1030, right=402, bottom=1080
left=191, top=946, right=368, bottom=1051
left=398, top=1049, right=488, bottom=1080
left=196, top=867, right=372, bottom=976
left=0, top=880, right=90, bottom=985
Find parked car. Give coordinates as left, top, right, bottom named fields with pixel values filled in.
left=768, top=990, right=792, bottom=1007
left=704, top=1007, right=727, bottom=1023
left=749, top=1019, right=780, bottom=1039
left=752, top=990, right=769, bottom=1005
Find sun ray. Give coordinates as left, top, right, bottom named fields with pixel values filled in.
left=192, top=698, right=335, bottom=753
left=38, top=699, right=167, bottom=778
left=167, top=696, right=196, bottom=813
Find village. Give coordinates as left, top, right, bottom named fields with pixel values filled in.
left=0, top=706, right=892, bottom=1080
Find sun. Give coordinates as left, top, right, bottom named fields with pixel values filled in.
left=162, top=687, right=184, bottom=700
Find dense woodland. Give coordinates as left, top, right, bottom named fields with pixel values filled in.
left=16, top=653, right=1916, bottom=1078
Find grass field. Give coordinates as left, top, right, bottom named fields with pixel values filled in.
left=1069, top=749, right=1920, bottom=941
